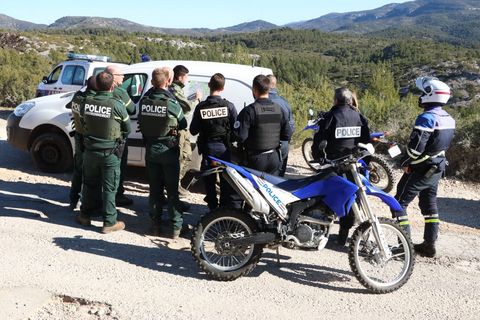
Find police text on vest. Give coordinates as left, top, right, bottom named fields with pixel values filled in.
left=141, top=104, right=167, bottom=117
left=335, top=126, right=361, bottom=138
left=85, top=104, right=112, bottom=118
left=200, top=107, right=228, bottom=119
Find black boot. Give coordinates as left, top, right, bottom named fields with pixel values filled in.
left=414, top=241, right=436, bottom=258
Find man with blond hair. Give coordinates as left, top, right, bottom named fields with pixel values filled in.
left=138, top=67, right=187, bottom=239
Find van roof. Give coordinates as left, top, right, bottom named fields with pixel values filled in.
left=122, top=60, right=273, bottom=83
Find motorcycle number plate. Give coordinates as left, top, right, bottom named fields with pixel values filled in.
left=388, top=144, right=402, bottom=158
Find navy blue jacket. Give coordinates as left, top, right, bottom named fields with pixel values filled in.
left=269, top=89, right=294, bottom=141
left=403, top=106, right=455, bottom=166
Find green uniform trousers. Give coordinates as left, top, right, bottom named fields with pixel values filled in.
left=146, top=144, right=183, bottom=230
left=81, top=149, right=121, bottom=226
left=178, top=129, right=192, bottom=180
left=116, top=139, right=128, bottom=198
left=69, top=133, right=83, bottom=204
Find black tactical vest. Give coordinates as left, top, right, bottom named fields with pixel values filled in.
left=138, top=95, right=178, bottom=138
left=248, top=101, right=282, bottom=151
left=198, top=99, right=230, bottom=143
left=82, top=96, right=121, bottom=141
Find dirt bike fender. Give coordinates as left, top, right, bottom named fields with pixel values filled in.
left=303, top=124, right=319, bottom=131
left=361, top=175, right=402, bottom=211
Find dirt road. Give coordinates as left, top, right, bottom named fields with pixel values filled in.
left=1, top=108, right=479, bottom=320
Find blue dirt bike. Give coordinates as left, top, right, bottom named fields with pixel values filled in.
left=190, top=143, right=414, bottom=293
left=301, top=109, right=397, bottom=193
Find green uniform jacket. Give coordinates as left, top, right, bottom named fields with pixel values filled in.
left=81, top=91, right=131, bottom=150
left=142, top=88, right=187, bottom=141
left=66, top=89, right=97, bottom=135
left=113, top=86, right=135, bottom=115
left=169, top=81, right=195, bottom=115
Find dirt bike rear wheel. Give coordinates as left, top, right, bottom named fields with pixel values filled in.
left=302, top=137, right=320, bottom=171
left=348, top=217, right=414, bottom=293
left=367, top=155, right=395, bottom=193
left=191, top=209, right=263, bottom=281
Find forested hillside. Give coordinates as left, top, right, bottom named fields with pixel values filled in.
left=1, top=28, right=479, bottom=180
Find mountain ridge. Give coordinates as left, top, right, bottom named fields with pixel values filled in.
left=1, top=0, right=480, bottom=44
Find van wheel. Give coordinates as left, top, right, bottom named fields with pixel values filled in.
left=31, top=133, right=73, bottom=173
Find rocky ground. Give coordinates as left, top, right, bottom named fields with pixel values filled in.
left=1, top=108, right=479, bottom=320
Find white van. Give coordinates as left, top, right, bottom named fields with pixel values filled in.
left=7, top=60, right=273, bottom=173
left=36, top=53, right=126, bottom=97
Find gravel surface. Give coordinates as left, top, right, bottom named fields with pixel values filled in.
left=1, top=108, right=479, bottom=320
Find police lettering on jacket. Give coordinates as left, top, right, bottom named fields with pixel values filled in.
left=335, top=126, right=361, bottom=139
left=71, top=101, right=81, bottom=115
left=141, top=104, right=167, bottom=117
left=200, top=106, right=228, bottom=119
left=84, top=104, right=112, bottom=118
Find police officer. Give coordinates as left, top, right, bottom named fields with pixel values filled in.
left=234, top=74, right=291, bottom=175
left=190, top=73, right=239, bottom=210
left=311, top=87, right=370, bottom=245
left=76, top=71, right=131, bottom=233
left=67, top=75, right=97, bottom=210
left=105, top=65, right=135, bottom=207
left=393, top=77, right=455, bottom=257
left=139, top=67, right=187, bottom=239
left=169, top=65, right=202, bottom=202
left=267, top=74, right=294, bottom=177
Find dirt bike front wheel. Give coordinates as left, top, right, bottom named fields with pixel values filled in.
left=348, top=218, right=414, bottom=293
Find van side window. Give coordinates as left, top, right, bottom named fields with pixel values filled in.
left=121, top=73, right=147, bottom=103
left=61, top=65, right=86, bottom=86
left=46, top=66, right=62, bottom=84
left=72, top=67, right=85, bottom=85
left=92, top=67, right=106, bottom=77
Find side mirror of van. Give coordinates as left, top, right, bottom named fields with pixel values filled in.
left=42, top=76, right=48, bottom=84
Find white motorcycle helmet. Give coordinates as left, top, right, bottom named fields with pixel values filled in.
left=415, top=76, right=451, bottom=105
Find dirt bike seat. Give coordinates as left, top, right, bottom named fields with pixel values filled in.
left=244, top=167, right=335, bottom=192
left=243, top=167, right=288, bottom=185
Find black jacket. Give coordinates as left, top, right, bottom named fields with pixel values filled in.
left=312, top=104, right=370, bottom=160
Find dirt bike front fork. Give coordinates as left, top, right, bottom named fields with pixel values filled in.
left=349, top=164, right=392, bottom=260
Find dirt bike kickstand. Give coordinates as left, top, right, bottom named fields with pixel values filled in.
left=276, top=247, right=281, bottom=266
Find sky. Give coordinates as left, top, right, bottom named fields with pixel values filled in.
left=0, top=0, right=412, bottom=29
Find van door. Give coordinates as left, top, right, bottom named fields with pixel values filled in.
left=36, top=65, right=64, bottom=96
left=122, top=72, right=148, bottom=166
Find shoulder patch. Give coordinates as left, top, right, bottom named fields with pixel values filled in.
left=414, top=112, right=436, bottom=132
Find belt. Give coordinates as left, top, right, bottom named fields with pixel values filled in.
left=411, top=150, right=446, bottom=165
left=247, top=149, right=275, bottom=155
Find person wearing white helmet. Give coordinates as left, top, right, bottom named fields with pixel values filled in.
left=392, top=76, right=455, bottom=257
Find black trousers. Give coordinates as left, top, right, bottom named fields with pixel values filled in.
left=246, top=149, right=281, bottom=175
left=394, top=164, right=443, bottom=243
left=200, top=142, right=241, bottom=210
